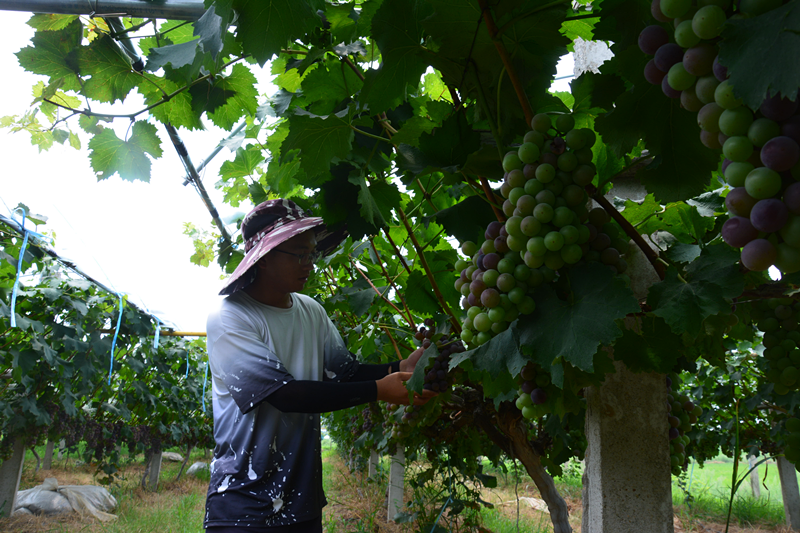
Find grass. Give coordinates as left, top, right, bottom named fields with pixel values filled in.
left=0, top=443, right=797, bottom=532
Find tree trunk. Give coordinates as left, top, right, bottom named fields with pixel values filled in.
left=475, top=402, right=572, bottom=533
left=175, top=444, right=193, bottom=482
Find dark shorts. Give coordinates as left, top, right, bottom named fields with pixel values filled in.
left=206, top=515, right=322, bottom=533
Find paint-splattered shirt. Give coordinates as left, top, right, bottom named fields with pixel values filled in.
left=204, top=291, right=358, bottom=528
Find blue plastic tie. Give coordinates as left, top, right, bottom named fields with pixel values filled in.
left=202, top=360, right=209, bottom=413
left=153, top=316, right=161, bottom=350
left=108, top=293, right=125, bottom=385
left=8, top=208, right=56, bottom=328
left=9, top=209, right=29, bottom=328
left=185, top=349, right=190, bottom=379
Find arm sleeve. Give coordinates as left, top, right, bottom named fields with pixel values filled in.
left=266, top=379, right=378, bottom=413
left=348, top=360, right=402, bottom=381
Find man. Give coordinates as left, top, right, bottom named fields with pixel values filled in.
left=204, top=199, right=433, bottom=532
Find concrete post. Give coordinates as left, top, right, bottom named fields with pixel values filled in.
left=43, top=440, right=55, bottom=470
left=146, top=451, right=163, bottom=492
left=581, top=239, right=673, bottom=533
left=748, top=455, right=760, bottom=499
left=387, top=448, right=405, bottom=522
left=777, top=457, right=800, bottom=530
left=368, top=449, right=379, bottom=478
left=57, top=439, right=65, bottom=460
left=0, top=438, right=25, bottom=517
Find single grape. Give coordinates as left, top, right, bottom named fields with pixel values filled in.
left=715, top=80, right=742, bottom=110
left=682, top=44, right=716, bottom=77
left=531, top=114, right=552, bottom=133
left=695, top=75, right=720, bottom=105
left=741, top=239, right=778, bottom=271
left=725, top=187, right=758, bottom=217
left=761, top=136, right=800, bottom=172
left=698, top=103, right=724, bottom=132
left=639, top=25, right=670, bottom=55
left=776, top=243, right=800, bottom=274
left=692, top=5, right=726, bottom=39
left=555, top=115, right=575, bottom=133
left=745, top=167, right=782, bottom=199
left=654, top=43, right=685, bottom=72
left=652, top=0, right=671, bottom=20
left=723, top=136, right=754, bottom=162
left=518, top=142, right=541, bottom=165
left=503, top=152, right=524, bottom=172
left=680, top=85, right=704, bottom=112
left=719, top=107, right=754, bottom=137
left=748, top=118, right=781, bottom=148
left=700, top=130, right=722, bottom=149
left=782, top=116, right=800, bottom=145
left=784, top=183, right=800, bottom=215
left=668, top=62, right=696, bottom=92
left=660, top=0, right=691, bottom=18
left=674, top=20, right=700, bottom=48
left=749, top=199, right=789, bottom=233
left=723, top=162, right=754, bottom=187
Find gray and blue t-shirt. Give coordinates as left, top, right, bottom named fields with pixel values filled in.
left=204, top=291, right=358, bottom=528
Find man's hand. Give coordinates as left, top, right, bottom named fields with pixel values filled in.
left=376, top=372, right=436, bottom=405
left=399, top=346, right=425, bottom=373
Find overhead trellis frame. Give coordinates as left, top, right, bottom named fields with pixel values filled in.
left=0, top=0, right=205, bottom=20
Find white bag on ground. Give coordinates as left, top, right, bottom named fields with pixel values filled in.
left=13, top=477, right=117, bottom=521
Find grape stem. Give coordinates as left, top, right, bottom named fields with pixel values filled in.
left=370, top=237, right=417, bottom=331
left=478, top=0, right=534, bottom=126
left=382, top=228, right=413, bottom=276
left=587, top=185, right=666, bottom=280
left=351, top=259, right=416, bottom=331
left=398, top=207, right=463, bottom=334
left=381, top=326, right=404, bottom=360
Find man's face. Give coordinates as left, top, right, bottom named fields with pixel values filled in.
left=258, top=230, right=318, bottom=293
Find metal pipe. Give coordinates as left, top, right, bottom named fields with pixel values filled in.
left=0, top=0, right=205, bottom=20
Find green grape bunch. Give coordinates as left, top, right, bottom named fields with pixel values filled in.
left=454, top=112, right=631, bottom=347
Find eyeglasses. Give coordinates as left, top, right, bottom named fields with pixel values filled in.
left=273, top=249, right=322, bottom=266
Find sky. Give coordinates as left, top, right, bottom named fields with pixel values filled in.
left=0, top=10, right=578, bottom=332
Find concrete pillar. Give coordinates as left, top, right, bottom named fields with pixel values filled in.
left=43, top=440, right=55, bottom=470
left=0, top=438, right=25, bottom=517
left=582, top=360, right=673, bottom=533
left=368, top=449, right=379, bottom=478
left=146, top=451, right=163, bottom=492
left=778, top=457, right=800, bottom=530
left=748, top=455, right=761, bottom=499
left=387, top=448, right=405, bottom=522
left=57, top=439, right=65, bottom=460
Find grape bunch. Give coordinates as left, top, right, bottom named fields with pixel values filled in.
left=414, top=318, right=436, bottom=348
left=639, top=0, right=800, bottom=273
left=514, top=362, right=553, bottom=420
left=454, top=111, right=631, bottom=347
left=422, top=334, right=465, bottom=392
left=666, top=374, right=701, bottom=476
left=752, top=297, right=800, bottom=395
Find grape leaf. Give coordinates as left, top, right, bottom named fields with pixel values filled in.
left=612, top=315, right=684, bottom=374
left=138, top=78, right=204, bottom=131
left=207, top=64, right=260, bottom=130
left=87, top=121, right=163, bottom=181
left=359, top=0, right=432, bottom=113
left=194, top=5, right=225, bottom=60
left=220, top=145, right=265, bottom=181
left=519, top=264, right=639, bottom=373
left=145, top=39, right=201, bottom=72
left=347, top=176, right=402, bottom=228
left=16, top=19, right=82, bottom=91
left=647, top=245, right=744, bottom=337
left=405, top=270, right=442, bottom=315
left=425, top=195, right=498, bottom=244
left=214, top=0, right=321, bottom=65
left=281, top=114, right=354, bottom=180
left=27, top=14, right=79, bottom=32
left=718, top=1, right=800, bottom=109
left=77, top=36, right=140, bottom=103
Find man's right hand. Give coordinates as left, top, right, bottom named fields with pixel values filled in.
left=376, top=372, right=437, bottom=405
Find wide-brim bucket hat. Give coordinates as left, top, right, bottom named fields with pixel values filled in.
left=219, top=199, right=347, bottom=295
